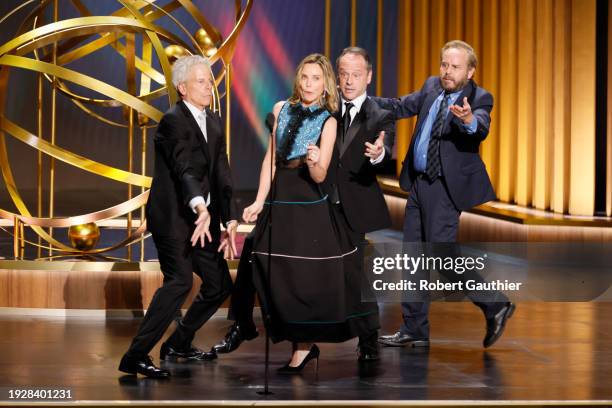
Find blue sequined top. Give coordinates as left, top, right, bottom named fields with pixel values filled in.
left=276, top=102, right=331, bottom=160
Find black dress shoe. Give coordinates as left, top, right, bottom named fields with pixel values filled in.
left=212, top=323, right=259, bottom=354
left=118, top=354, right=170, bottom=378
left=160, top=342, right=217, bottom=361
left=378, top=332, right=430, bottom=347
left=483, top=302, right=516, bottom=348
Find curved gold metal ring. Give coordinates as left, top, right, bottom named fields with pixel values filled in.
left=0, top=0, right=252, bottom=254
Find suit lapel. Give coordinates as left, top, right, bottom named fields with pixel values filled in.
left=205, top=108, right=217, bottom=174
left=332, top=107, right=343, bottom=151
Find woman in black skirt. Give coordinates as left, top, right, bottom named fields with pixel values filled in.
left=243, top=53, right=379, bottom=373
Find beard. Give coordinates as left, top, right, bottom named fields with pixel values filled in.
left=440, top=76, right=469, bottom=93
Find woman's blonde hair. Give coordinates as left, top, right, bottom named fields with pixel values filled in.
left=287, top=53, right=338, bottom=113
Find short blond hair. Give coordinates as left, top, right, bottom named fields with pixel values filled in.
left=440, top=40, right=478, bottom=69
left=288, top=53, right=339, bottom=113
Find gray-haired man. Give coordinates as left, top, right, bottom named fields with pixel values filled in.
left=119, top=55, right=238, bottom=378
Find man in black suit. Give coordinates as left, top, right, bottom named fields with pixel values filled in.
left=374, top=41, right=515, bottom=349
left=119, top=55, right=238, bottom=378
left=327, top=46, right=395, bottom=361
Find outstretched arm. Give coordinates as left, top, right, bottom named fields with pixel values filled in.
left=369, top=79, right=430, bottom=120
left=243, top=101, right=284, bottom=223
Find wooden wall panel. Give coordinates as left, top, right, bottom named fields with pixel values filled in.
left=534, top=0, right=554, bottom=210
left=551, top=0, right=571, bottom=214
left=480, top=0, right=499, bottom=187
left=447, top=0, right=465, bottom=40
left=0, top=268, right=236, bottom=310
left=458, top=213, right=612, bottom=242
left=396, top=0, right=414, bottom=176
left=429, top=0, right=447, bottom=74
left=384, top=195, right=612, bottom=242
left=569, top=0, right=597, bottom=215
left=413, top=1, right=432, bottom=86
left=515, top=0, right=536, bottom=206
left=497, top=0, right=518, bottom=202
left=464, top=0, right=482, bottom=81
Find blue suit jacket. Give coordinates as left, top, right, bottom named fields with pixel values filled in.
left=373, top=76, right=496, bottom=211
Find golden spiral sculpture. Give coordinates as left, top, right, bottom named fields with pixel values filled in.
left=0, top=0, right=252, bottom=258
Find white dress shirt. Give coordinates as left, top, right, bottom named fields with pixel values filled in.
left=182, top=100, right=211, bottom=213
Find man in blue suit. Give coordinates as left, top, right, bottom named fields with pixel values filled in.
left=374, top=40, right=515, bottom=349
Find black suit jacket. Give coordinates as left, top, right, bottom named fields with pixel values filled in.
left=323, top=97, right=395, bottom=233
left=145, top=101, right=238, bottom=244
left=373, top=76, right=496, bottom=211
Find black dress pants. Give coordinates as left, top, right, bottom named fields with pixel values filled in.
left=400, top=175, right=507, bottom=338
left=126, top=235, right=232, bottom=357
left=334, top=203, right=380, bottom=343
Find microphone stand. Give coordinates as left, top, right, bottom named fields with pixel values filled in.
left=257, top=113, right=275, bottom=396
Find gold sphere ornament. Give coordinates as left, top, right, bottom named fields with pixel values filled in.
left=68, top=223, right=100, bottom=251
left=195, top=28, right=218, bottom=57
left=164, top=44, right=189, bottom=63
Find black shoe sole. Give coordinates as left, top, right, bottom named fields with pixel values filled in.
left=192, top=354, right=218, bottom=361
left=161, top=353, right=217, bottom=361
left=378, top=339, right=430, bottom=348
left=118, top=366, right=170, bottom=378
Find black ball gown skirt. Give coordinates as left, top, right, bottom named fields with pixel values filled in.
left=251, top=162, right=379, bottom=343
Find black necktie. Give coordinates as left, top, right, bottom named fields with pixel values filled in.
left=425, top=94, right=450, bottom=181
left=342, top=102, right=354, bottom=140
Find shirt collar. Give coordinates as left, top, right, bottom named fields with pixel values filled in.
left=441, top=89, right=463, bottom=104
left=183, top=100, right=206, bottom=120
left=342, top=91, right=367, bottom=114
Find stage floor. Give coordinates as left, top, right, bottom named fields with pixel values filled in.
left=0, top=302, right=611, bottom=405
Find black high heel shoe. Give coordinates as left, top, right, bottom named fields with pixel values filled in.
left=277, top=344, right=320, bottom=375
